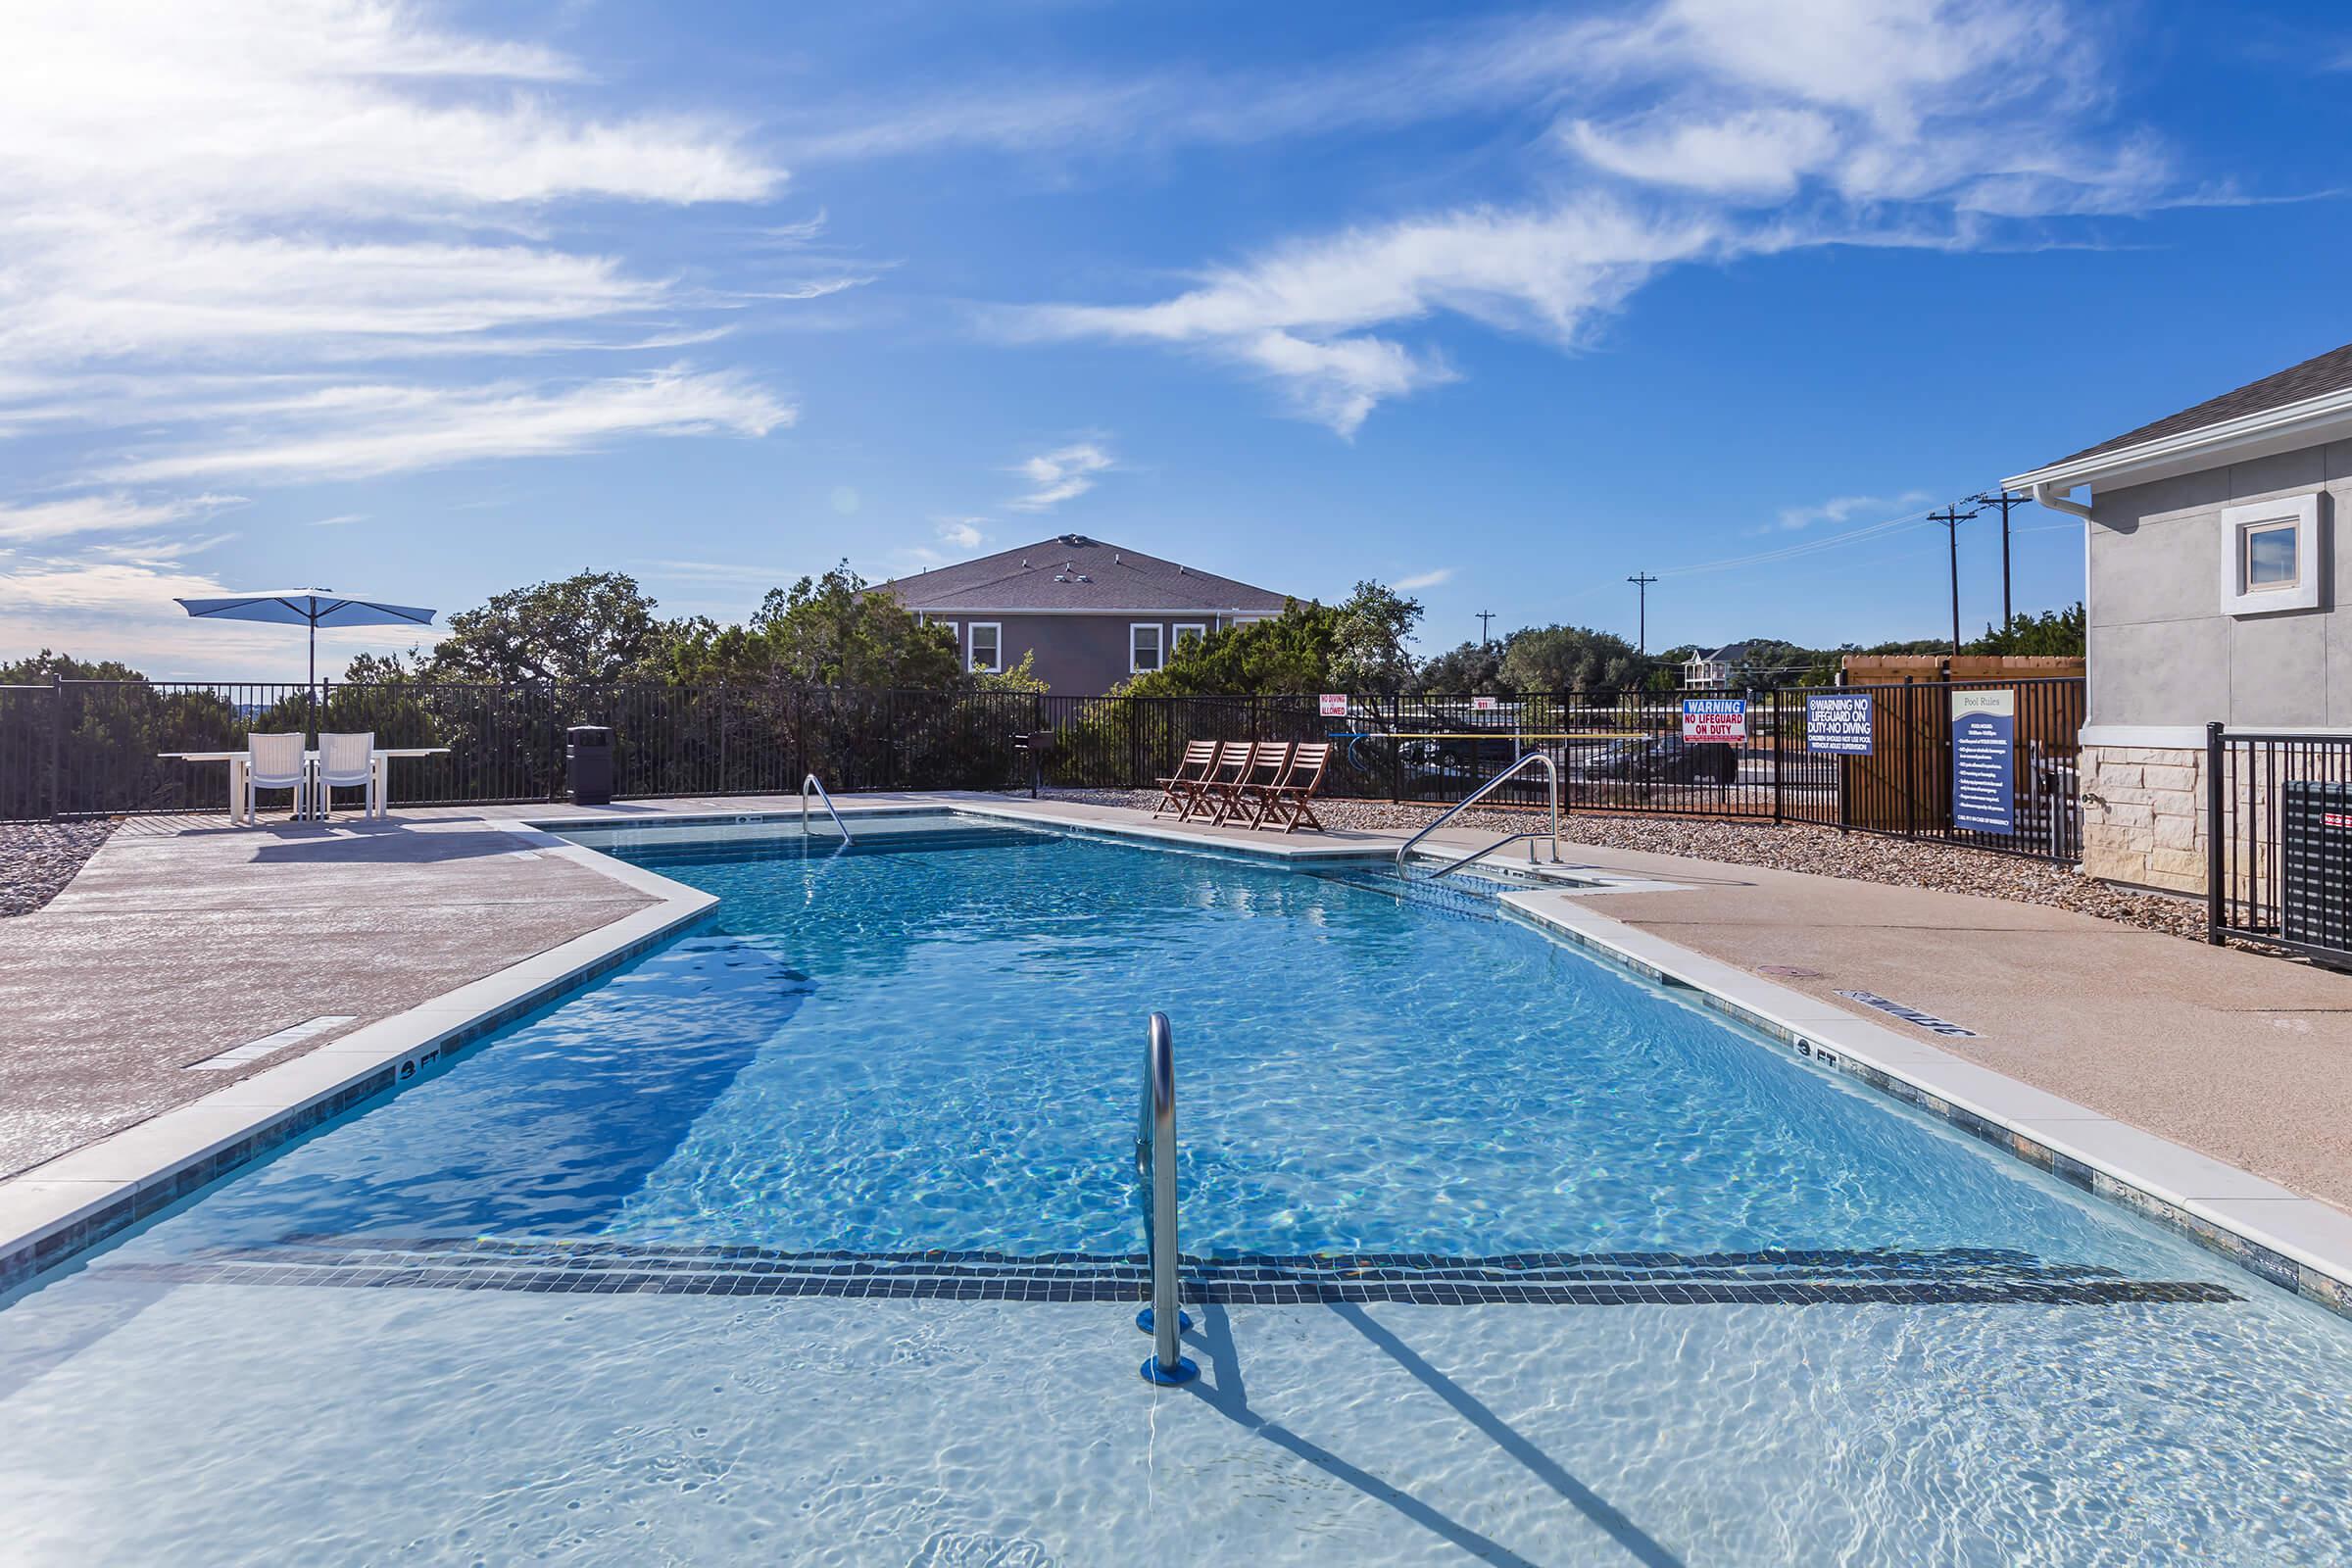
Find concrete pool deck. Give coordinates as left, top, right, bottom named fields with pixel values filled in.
left=4, top=791, right=2349, bottom=1307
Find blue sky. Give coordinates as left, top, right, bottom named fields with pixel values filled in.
left=3, top=0, right=2349, bottom=679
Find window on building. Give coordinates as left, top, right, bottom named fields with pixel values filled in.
left=2220, top=494, right=2323, bottom=616
left=2243, top=520, right=2299, bottom=590
left=1172, top=622, right=1206, bottom=655
left=1130, top=623, right=1164, bottom=673
left=968, top=622, right=1001, bottom=672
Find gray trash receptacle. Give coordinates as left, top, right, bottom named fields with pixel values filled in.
left=566, top=725, right=614, bottom=806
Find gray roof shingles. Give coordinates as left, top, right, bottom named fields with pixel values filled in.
left=876, top=534, right=1294, bottom=614
left=2046, top=340, right=2352, bottom=468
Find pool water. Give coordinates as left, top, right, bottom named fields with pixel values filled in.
left=3, top=815, right=2350, bottom=1564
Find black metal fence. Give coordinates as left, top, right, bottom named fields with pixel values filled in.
left=0, top=676, right=2085, bottom=862
left=2207, top=724, right=2352, bottom=961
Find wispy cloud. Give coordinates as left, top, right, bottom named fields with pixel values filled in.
left=0, top=491, right=243, bottom=544
left=0, top=0, right=806, bottom=532
left=1395, top=567, right=1455, bottom=590
left=106, top=368, right=792, bottom=484
left=1007, top=443, right=1114, bottom=512
left=1000, top=0, right=2204, bottom=433
left=1772, top=490, right=1931, bottom=532
left=933, top=516, right=989, bottom=551
left=307, top=514, right=368, bottom=528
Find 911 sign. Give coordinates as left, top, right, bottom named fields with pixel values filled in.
left=1681, top=698, right=1746, bottom=743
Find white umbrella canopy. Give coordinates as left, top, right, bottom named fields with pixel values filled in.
left=174, top=588, right=437, bottom=733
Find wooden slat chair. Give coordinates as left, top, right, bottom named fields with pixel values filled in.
left=1192, top=741, right=1258, bottom=825
left=1256, top=742, right=1331, bottom=833
left=1152, top=739, right=1219, bottom=819
left=1230, top=740, right=1296, bottom=827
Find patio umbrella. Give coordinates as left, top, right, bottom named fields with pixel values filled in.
left=174, top=589, right=436, bottom=737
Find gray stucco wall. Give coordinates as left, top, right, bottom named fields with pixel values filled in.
left=919, top=612, right=1232, bottom=694
left=2087, top=441, right=2349, bottom=731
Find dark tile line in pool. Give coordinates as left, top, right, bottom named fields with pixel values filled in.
left=1523, top=916, right=2352, bottom=1323
left=94, top=1253, right=2236, bottom=1308
left=0, top=914, right=710, bottom=1298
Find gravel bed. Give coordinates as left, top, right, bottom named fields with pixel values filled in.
left=1036, top=787, right=2232, bottom=948
left=1, top=820, right=117, bottom=916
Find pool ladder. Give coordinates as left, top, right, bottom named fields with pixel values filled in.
left=1136, top=1011, right=1197, bottom=1385
left=1394, top=751, right=1560, bottom=881
left=800, top=773, right=853, bottom=843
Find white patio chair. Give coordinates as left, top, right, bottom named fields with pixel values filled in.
left=245, top=732, right=310, bottom=821
left=316, top=731, right=379, bottom=819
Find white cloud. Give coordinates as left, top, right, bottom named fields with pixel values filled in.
left=1773, top=490, right=1932, bottom=531
left=1003, top=0, right=2186, bottom=432
left=1007, top=443, right=1115, bottom=512
left=0, top=492, right=243, bottom=544
left=0, top=557, right=418, bottom=676
left=307, top=514, right=368, bottom=528
left=0, top=0, right=808, bottom=539
left=933, top=517, right=989, bottom=551
left=1394, top=567, right=1455, bottom=590
left=108, top=368, right=792, bottom=483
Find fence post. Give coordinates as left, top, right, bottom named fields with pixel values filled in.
left=2205, top=720, right=2226, bottom=944
left=1127, top=697, right=1141, bottom=790
left=48, top=669, right=62, bottom=823
left=1771, top=687, right=1784, bottom=823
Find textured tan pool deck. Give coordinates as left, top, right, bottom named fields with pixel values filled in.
left=5, top=792, right=2348, bottom=1220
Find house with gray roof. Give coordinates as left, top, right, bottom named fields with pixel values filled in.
left=2005, top=338, right=2352, bottom=892
left=875, top=534, right=1295, bottom=694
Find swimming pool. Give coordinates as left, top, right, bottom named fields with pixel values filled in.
left=3, top=812, right=2350, bottom=1563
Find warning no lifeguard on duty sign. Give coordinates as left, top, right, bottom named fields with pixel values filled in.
left=1680, top=698, right=1746, bottom=743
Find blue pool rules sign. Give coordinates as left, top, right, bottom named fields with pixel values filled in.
left=1804, top=693, right=1873, bottom=756
left=1950, top=690, right=2016, bottom=833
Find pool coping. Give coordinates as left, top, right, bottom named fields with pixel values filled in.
left=0, top=827, right=718, bottom=1294
left=3, top=795, right=2347, bottom=1323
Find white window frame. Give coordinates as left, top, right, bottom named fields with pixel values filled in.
left=2219, top=493, right=2323, bottom=616
left=1171, top=622, right=1206, bottom=656
left=1129, top=622, right=1164, bottom=674
left=966, top=621, right=1002, bottom=672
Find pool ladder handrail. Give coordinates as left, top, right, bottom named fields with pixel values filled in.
left=1136, top=1011, right=1197, bottom=1385
left=800, top=773, right=853, bottom=842
left=1394, top=751, right=1560, bottom=880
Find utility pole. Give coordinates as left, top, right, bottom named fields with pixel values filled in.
left=1476, top=610, right=1496, bottom=646
left=1929, top=505, right=1978, bottom=657
left=1626, top=571, right=1657, bottom=654
left=1970, top=490, right=2028, bottom=631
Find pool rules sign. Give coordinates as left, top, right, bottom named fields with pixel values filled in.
left=1950, top=689, right=2016, bottom=833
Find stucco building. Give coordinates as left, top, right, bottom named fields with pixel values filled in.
left=2006, top=340, right=2352, bottom=892
left=875, top=534, right=1294, bottom=694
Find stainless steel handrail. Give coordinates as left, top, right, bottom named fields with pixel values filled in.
left=1394, top=752, right=1559, bottom=878
left=800, top=773, right=852, bottom=842
left=1136, top=1011, right=1197, bottom=1385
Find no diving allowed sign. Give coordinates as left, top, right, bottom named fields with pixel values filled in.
left=1835, top=989, right=1980, bottom=1038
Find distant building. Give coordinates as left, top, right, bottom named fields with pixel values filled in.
left=2004, top=338, right=2352, bottom=891
left=875, top=534, right=1294, bottom=694
left=1682, top=642, right=1753, bottom=690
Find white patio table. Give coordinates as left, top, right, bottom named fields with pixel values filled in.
left=158, top=747, right=451, bottom=824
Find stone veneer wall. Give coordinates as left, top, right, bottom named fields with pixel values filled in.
left=2081, top=743, right=2207, bottom=894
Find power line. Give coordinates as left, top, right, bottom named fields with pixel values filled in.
left=1625, top=572, right=1657, bottom=654
left=1656, top=505, right=1941, bottom=578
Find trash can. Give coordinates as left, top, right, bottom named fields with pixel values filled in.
left=566, top=725, right=613, bottom=806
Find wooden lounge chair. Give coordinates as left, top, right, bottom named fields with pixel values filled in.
left=1255, top=742, right=1330, bottom=833
left=1231, top=740, right=1296, bottom=827
left=1193, top=740, right=1257, bottom=825
left=1152, top=739, right=1218, bottom=819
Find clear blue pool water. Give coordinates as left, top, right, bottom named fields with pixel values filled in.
left=4, top=813, right=2351, bottom=1565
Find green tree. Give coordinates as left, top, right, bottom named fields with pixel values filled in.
left=1328, top=580, right=1423, bottom=693
left=427, top=570, right=687, bottom=685
left=972, top=649, right=1049, bottom=694
left=1413, top=640, right=1506, bottom=694
left=1968, top=603, right=2085, bottom=658
left=0, top=650, right=148, bottom=682
left=1496, top=625, right=1650, bottom=693
left=1119, top=599, right=1344, bottom=696
left=667, top=562, right=960, bottom=688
